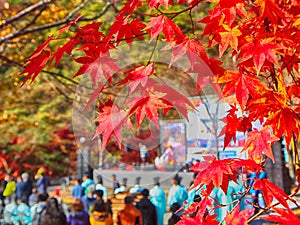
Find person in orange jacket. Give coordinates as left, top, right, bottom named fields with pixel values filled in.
left=117, top=196, right=143, bottom=225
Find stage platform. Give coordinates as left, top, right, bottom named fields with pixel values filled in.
left=94, top=167, right=195, bottom=189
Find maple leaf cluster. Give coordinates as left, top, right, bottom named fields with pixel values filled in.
left=20, top=0, right=300, bottom=224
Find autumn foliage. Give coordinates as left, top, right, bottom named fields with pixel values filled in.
left=21, top=0, right=300, bottom=224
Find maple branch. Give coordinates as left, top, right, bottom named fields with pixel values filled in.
left=0, top=0, right=55, bottom=30
left=189, top=9, right=195, bottom=34
left=154, top=5, right=197, bottom=19
left=292, top=132, right=299, bottom=170
left=147, top=36, right=159, bottom=65
left=170, top=6, right=196, bottom=20
left=247, top=182, right=300, bottom=224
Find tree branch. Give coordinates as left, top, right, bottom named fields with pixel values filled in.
left=0, top=0, right=113, bottom=45
left=0, top=0, right=54, bottom=30
left=19, top=5, right=47, bottom=32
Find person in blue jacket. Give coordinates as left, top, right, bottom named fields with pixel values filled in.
left=167, top=174, right=188, bottom=207
left=72, top=179, right=84, bottom=200
left=36, top=173, right=49, bottom=194
left=150, top=177, right=166, bottom=225
left=81, top=174, right=95, bottom=195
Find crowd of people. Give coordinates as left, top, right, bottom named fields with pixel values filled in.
left=0, top=168, right=263, bottom=225
left=0, top=170, right=195, bottom=225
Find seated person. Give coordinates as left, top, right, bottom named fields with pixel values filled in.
left=129, top=177, right=143, bottom=194
left=114, top=178, right=128, bottom=195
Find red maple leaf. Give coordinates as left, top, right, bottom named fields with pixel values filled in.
left=148, top=0, right=171, bottom=9
left=218, top=105, right=252, bottom=149
left=262, top=207, right=300, bottom=225
left=190, top=156, right=240, bottom=194
left=200, top=9, right=223, bottom=37
left=224, top=206, right=254, bottom=225
left=119, top=0, right=142, bottom=17
left=253, top=179, right=291, bottom=208
left=242, top=126, right=279, bottom=163
left=177, top=215, right=218, bottom=225
left=219, top=25, right=242, bottom=57
left=255, top=0, right=286, bottom=24
left=145, top=15, right=185, bottom=42
left=167, top=37, right=208, bottom=67
left=127, top=91, right=171, bottom=128
left=178, top=197, right=218, bottom=225
left=239, top=38, right=280, bottom=73
left=20, top=35, right=54, bottom=85
left=264, top=106, right=300, bottom=145
left=218, top=70, right=268, bottom=110
left=217, top=0, right=245, bottom=9
left=247, top=87, right=300, bottom=145
left=119, top=63, right=154, bottom=92
left=107, top=16, right=145, bottom=46
left=84, top=82, right=106, bottom=111
left=75, top=22, right=105, bottom=43
left=191, top=157, right=262, bottom=195
left=21, top=50, right=51, bottom=86
left=94, top=100, right=131, bottom=148
left=74, top=52, right=119, bottom=87
left=53, top=39, right=79, bottom=67
left=56, top=14, right=81, bottom=36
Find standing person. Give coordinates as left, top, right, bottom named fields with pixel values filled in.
left=136, top=189, right=157, bottom=225
left=90, top=200, right=113, bottom=225
left=81, top=185, right=96, bottom=213
left=167, top=203, right=181, bottom=225
left=21, top=172, right=33, bottom=203
left=177, top=176, right=188, bottom=205
left=15, top=176, right=24, bottom=201
left=117, top=195, right=143, bottom=225
left=92, top=190, right=113, bottom=216
left=67, top=199, right=90, bottom=225
left=129, top=177, right=143, bottom=194
left=139, top=143, right=148, bottom=166
left=72, top=179, right=84, bottom=200
left=31, top=192, right=49, bottom=225
left=0, top=174, right=8, bottom=210
left=29, top=188, right=38, bottom=207
left=149, top=177, right=166, bottom=225
left=40, top=197, right=68, bottom=225
left=3, top=174, right=16, bottom=203
left=95, top=176, right=108, bottom=201
left=36, top=173, right=49, bottom=194
left=111, top=174, right=120, bottom=193
left=15, top=176, right=23, bottom=200
left=82, top=174, right=95, bottom=195
left=167, top=175, right=187, bottom=207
